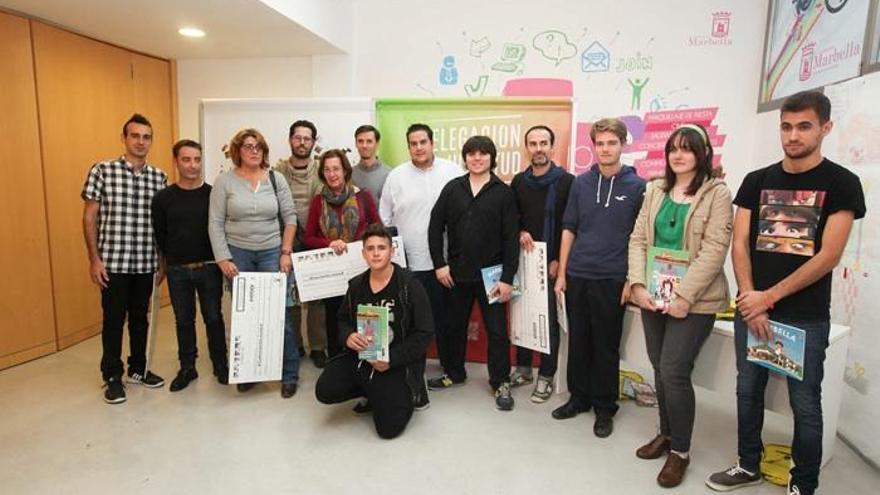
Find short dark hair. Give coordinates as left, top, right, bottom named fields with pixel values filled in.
left=172, top=139, right=202, bottom=158
left=318, top=149, right=353, bottom=186
left=663, top=123, right=714, bottom=196
left=289, top=119, right=317, bottom=139
left=355, top=124, right=381, bottom=141
left=461, top=135, right=497, bottom=170
left=781, top=90, right=831, bottom=124
left=362, top=222, right=393, bottom=246
left=406, top=123, right=433, bottom=143
left=123, top=113, right=152, bottom=136
left=525, top=125, right=555, bottom=146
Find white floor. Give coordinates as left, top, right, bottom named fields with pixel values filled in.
left=1, top=306, right=877, bottom=494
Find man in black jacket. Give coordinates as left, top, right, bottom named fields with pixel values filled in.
left=315, top=224, right=433, bottom=439
left=427, top=135, right=520, bottom=411
left=509, top=125, right=574, bottom=403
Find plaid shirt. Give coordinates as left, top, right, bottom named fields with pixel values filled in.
left=81, top=157, right=168, bottom=273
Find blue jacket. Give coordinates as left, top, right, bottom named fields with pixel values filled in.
left=562, top=164, right=645, bottom=280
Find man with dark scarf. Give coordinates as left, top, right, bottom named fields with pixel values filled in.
left=509, top=126, right=574, bottom=402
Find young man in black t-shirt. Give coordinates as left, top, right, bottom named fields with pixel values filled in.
left=706, top=92, right=865, bottom=495
left=314, top=224, right=433, bottom=439
left=152, top=140, right=229, bottom=392
left=509, top=125, right=574, bottom=403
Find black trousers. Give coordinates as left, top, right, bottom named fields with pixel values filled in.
left=444, top=280, right=510, bottom=389
left=565, top=276, right=626, bottom=416
left=166, top=264, right=228, bottom=373
left=324, top=296, right=344, bottom=357
left=100, top=272, right=154, bottom=380
left=315, top=353, right=414, bottom=439
left=412, top=270, right=450, bottom=366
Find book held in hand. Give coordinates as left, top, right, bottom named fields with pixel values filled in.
left=357, top=304, right=390, bottom=362
left=646, top=246, right=689, bottom=309
left=746, top=320, right=806, bottom=381
left=481, top=264, right=522, bottom=304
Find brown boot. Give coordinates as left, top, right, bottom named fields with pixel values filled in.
left=636, top=435, right=670, bottom=459
left=657, top=452, right=689, bottom=488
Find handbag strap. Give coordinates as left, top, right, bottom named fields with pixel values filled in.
left=268, top=171, right=284, bottom=234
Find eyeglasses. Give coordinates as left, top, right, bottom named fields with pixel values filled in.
left=291, top=136, right=313, bottom=143
left=242, top=143, right=263, bottom=153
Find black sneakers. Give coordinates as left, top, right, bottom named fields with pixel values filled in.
left=426, top=374, right=466, bottom=390
left=126, top=370, right=165, bottom=388
left=103, top=377, right=126, bottom=404
left=169, top=368, right=198, bottom=392
left=705, top=463, right=763, bottom=491
left=494, top=382, right=514, bottom=411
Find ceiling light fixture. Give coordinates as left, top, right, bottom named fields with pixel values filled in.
left=178, top=27, right=206, bottom=38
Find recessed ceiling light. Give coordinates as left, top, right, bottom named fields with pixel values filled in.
left=178, top=27, right=206, bottom=38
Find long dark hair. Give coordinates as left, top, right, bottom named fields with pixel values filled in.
left=662, top=124, right=714, bottom=196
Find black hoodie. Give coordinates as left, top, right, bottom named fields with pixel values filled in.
left=337, top=264, right=434, bottom=396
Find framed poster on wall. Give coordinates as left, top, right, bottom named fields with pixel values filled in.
left=758, top=0, right=871, bottom=108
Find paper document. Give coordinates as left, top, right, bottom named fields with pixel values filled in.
left=229, top=272, right=286, bottom=383
left=292, top=237, right=406, bottom=302
left=509, top=242, right=550, bottom=354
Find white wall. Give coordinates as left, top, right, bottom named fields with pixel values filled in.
left=347, top=0, right=766, bottom=185
left=176, top=57, right=313, bottom=143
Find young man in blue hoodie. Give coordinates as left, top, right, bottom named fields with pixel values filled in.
left=553, top=118, right=646, bottom=437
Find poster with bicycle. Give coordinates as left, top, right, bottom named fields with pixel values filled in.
left=759, top=0, right=870, bottom=104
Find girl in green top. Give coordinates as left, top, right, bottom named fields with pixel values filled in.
left=626, top=124, right=733, bottom=488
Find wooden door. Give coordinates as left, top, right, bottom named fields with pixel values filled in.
left=0, top=13, right=58, bottom=368
left=32, top=21, right=136, bottom=349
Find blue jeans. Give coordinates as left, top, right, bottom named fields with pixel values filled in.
left=166, top=263, right=227, bottom=373
left=734, top=313, right=829, bottom=494
left=229, top=245, right=299, bottom=384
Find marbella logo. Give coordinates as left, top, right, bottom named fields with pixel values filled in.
left=688, top=11, right=733, bottom=46
left=798, top=39, right=862, bottom=82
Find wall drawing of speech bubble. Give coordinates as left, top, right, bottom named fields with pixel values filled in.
left=533, top=30, right=577, bottom=67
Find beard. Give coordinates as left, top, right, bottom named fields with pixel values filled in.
left=292, top=146, right=313, bottom=159
left=531, top=154, right=549, bottom=167
left=783, top=142, right=818, bottom=160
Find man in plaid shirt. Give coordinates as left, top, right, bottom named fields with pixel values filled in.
left=82, top=113, right=168, bottom=404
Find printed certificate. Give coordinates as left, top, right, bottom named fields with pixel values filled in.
left=229, top=272, right=287, bottom=383
left=510, top=241, right=550, bottom=354
left=292, top=236, right=406, bottom=302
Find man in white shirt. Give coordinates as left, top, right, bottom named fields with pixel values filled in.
left=380, top=123, right=462, bottom=401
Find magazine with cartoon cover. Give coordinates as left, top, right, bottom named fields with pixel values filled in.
left=646, top=246, right=689, bottom=309
left=357, top=304, right=390, bottom=362
left=746, top=320, right=805, bottom=381
left=481, top=264, right=522, bottom=304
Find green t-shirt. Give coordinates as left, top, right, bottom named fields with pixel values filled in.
left=653, top=194, right=690, bottom=249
